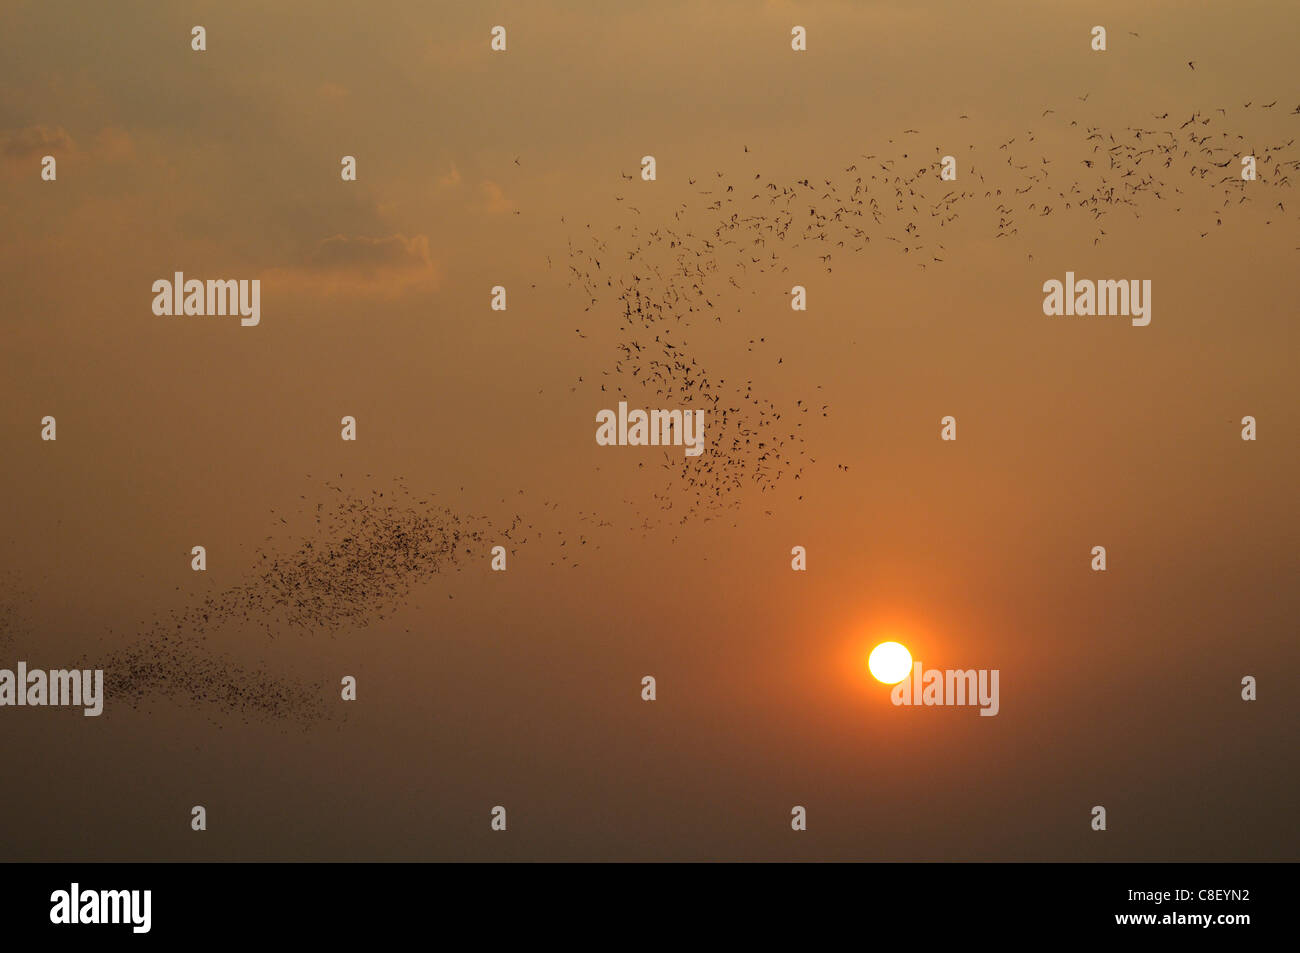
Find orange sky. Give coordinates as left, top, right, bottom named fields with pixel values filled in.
left=0, top=0, right=1296, bottom=860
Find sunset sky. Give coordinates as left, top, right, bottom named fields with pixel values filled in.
left=1, top=0, right=1296, bottom=861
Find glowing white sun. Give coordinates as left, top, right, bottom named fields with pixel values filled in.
left=868, top=641, right=912, bottom=684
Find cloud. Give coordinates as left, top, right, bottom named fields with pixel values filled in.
left=480, top=180, right=515, bottom=214
left=1, top=123, right=134, bottom=176
left=437, top=163, right=462, bottom=189
left=267, top=233, right=440, bottom=296
left=306, top=233, right=434, bottom=276
left=1, top=124, right=73, bottom=164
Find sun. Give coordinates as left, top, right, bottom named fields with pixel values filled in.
left=868, top=641, right=912, bottom=684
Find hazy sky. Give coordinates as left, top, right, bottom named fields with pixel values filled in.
left=0, top=0, right=1296, bottom=860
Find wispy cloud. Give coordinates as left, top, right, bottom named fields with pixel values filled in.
left=266, top=233, right=440, bottom=296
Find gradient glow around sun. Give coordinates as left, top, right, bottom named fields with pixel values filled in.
left=868, top=641, right=913, bottom=684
